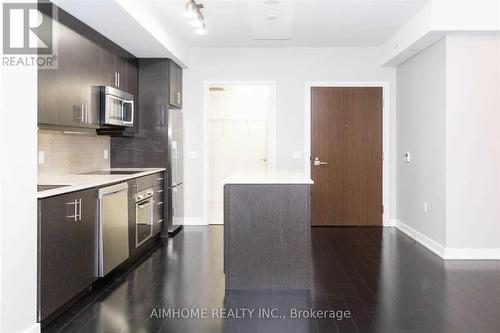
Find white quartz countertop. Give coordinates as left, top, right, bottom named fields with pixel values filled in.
left=223, top=170, right=313, bottom=185
left=37, top=168, right=166, bottom=199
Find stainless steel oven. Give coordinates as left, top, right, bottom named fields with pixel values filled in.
left=100, top=86, right=134, bottom=127
left=135, top=188, right=154, bottom=247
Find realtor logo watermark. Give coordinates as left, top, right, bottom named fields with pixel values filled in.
left=2, top=1, right=57, bottom=68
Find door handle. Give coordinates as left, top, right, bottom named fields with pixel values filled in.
left=313, top=157, right=328, bottom=166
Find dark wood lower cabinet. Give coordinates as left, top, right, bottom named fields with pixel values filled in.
left=38, top=188, right=97, bottom=321
left=38, top=174, right=165, bottom=324
left=224, top=184, right=311, bottom=290
left=153, top=184, right=164, bottom=236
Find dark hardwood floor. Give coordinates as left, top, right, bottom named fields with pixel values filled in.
left=43, top=226, right=500, bottom=333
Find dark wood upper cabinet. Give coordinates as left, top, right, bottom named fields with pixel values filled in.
left=126, top=58, right=138, bottom=96
left=38, top=188, right=97, bottom=321
left=99, top=46, right=115, bottom=87
left=99, top=48, right=127, bottom=90
left=55, top=22, right=83, bottom=127
left=115, top=55, right=127, bottom=90
left=37, top=6, right=138, bottom=131
left=168, top=60, right=183, bottom=109
left=38, top=67, right=57, bottom=125
left=80, top=36, right=101, bottom=128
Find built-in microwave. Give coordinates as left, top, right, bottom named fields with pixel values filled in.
left=100, top=86, right=134, bottom=127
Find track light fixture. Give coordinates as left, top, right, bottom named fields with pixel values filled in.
left=184, top=0, right=207, bottom=35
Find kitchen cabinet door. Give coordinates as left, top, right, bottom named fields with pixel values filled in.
left=99, top=47, right=116, bottom=87
left=115, top=55, right=127, bottom=90
left=153, top=184, right=164, bottom=236
left=38, top=188, right=97, bottom=321
left=38, top=68, right=58, bottom=125
left=168, top=61, right=182, bottom=109
left=80, top=35, right=100, bottom=128
left=37, top=8, right=57, bottom=125
left=126, top=58, right=138, bottom=96
left=127, top=179, right=138, bottom=256
left=56, top=22, right=82, bottom=127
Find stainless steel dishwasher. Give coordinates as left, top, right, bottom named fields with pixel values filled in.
left=98, top=183, right=129, bottom=277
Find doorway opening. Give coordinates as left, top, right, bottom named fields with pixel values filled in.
left=205, top=83, right=276, bottom=225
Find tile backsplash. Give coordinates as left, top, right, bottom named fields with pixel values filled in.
left=38, top=130, right=110, bottom=175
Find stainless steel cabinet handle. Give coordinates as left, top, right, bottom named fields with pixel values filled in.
left=117, top=72, right=120, bottom=87
left=157, top=201, right=164, bottom=206
left=74, top=105, right=85, bottom=123
left=84, top=105, right=88, bottom=124
left=78, top=198, right=82, bottom=221
left=156, top=177, right=164, bottom=181
left=176, top=92, right=181, bottom=104
left=138, top=201, right=154, bottom=209
left=67, top=200, right=77, bottom=221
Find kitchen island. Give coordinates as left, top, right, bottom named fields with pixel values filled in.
left=223, top=170, right=313, bottom=290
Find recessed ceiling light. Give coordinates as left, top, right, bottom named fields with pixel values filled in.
left=266, top=14, right=279, bottom=21
left=264, top=0, right=280, bottom=4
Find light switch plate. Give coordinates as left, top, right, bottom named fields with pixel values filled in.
left=403, top=152, right=411, bottom=163
left=104, top=149, right=109, bottom=159
left=38, top=151, right=44, bottom=164
left=188, top=151, right=199, bottom=160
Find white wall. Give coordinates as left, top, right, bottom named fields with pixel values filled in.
left=396, top=39, right=447, bottom=247
left=396, top=35, right=500, bottom=257
left=445, top=35, right=500, bottom=251
left=184, top=47, right=396, bottom=222
left=0, top=26, right=39, bottom=333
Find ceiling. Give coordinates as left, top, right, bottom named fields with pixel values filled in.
left=153, top=0, right=429, bottom=47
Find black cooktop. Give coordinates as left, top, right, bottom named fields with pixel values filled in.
left=79, top=170, right=143, bottom=175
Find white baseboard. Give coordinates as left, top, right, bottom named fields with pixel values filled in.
left=23, top=323, right=40, bottom=333
left=445, top=248, right=500, bottom=260
left=393, top=219, right=446, bottom=258
left=183, top=217, right=208, bottom=226
left=393, top=219, right=500, bottom=260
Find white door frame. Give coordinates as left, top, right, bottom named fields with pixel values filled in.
left=304, top=81, right=390, bottom=227
left=203, top=81, right=277, bottom=225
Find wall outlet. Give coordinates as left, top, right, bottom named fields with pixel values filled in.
left=403, top=152, right=411, bottom=163
left=423, top=201, right=429, bottom=214
left=38, top=151, right=44, bottom=164
left=103, top=149, right=109, bottom=159
left=292, top=151, right=303, bottom=160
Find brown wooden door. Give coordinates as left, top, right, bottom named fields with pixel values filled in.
left=311, top=87, right=383, bottom=226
